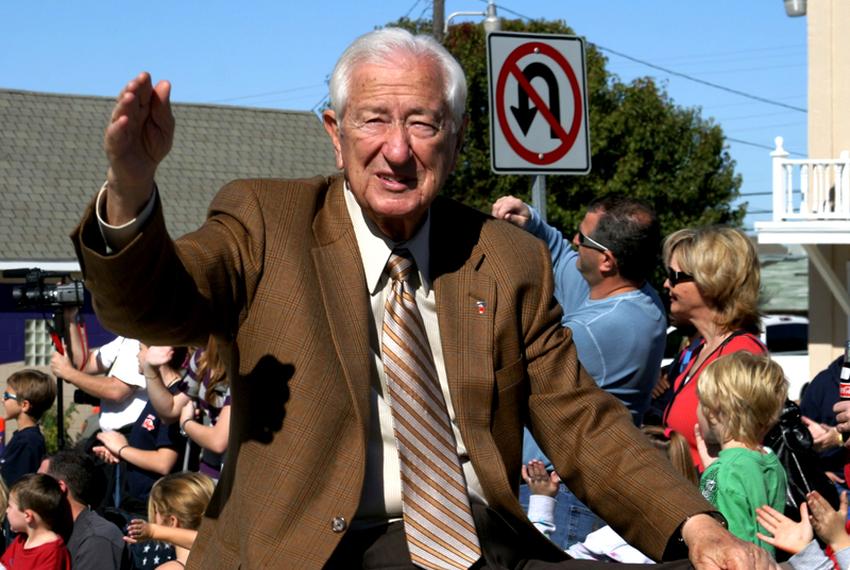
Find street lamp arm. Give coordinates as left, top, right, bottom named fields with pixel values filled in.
left=444, top=10, right=486, bottom=34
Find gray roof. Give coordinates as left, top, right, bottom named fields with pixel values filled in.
left=0, top=88, right=337, bottom=262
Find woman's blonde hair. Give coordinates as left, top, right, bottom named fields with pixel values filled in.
left=697, top=352, right=787, bottom=445
left=148, top=472, right=215, bottom=530
left=641, top=425, right=699, bottom=487
left=663, top=226, right=761, bottom=333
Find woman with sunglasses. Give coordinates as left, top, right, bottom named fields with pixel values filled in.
left=661, top=226, right=766, bottom=472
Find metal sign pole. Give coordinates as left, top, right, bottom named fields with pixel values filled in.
left=532, top=174, right=547, bottom=223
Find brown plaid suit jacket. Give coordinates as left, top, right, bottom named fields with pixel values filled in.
left=73, top=176, right=711, bottom=568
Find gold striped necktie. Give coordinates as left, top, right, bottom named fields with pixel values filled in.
left=381, top=250, right=482, bottom=570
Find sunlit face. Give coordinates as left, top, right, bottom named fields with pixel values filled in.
left=3, top=384, right=21, bottom=420
left=664, top=253, right=705, bottom=322
left=697, top=404, right=719, bottom=445
left=323, top=54, right=463, bottom=241
left=6, top=496, right=28, bottom=533
left=572, top=210, right=607, bottom=285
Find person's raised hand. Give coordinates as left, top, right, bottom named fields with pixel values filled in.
left=49, top=348, right=74, bottom=380
left=694, top=423, right=717, bottom=470
left=145, top=346, right=175, bottom=369
left=832, top=400, right=850, bottom=435
left=808, top=491, right=850, bottom=551
left=124, top=519, right=154, bottom=544
left=104, top=71, right=175, bottom=225
left=491, top=196, right=531, bottom=229
left=755, top=502, right=812, bottom=555
left=802, top=416, right=842, bottom=452
left=683, top=514, right=780, bottom=569
left=521, top=460, right=559, bottom=498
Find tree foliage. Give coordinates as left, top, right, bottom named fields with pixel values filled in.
left=389, top=17, right=745, bottom=247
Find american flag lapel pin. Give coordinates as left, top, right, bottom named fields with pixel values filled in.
left=475, top=300, right=487, bottom=315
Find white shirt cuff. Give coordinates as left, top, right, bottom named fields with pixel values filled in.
left=95, top=182, right=157, bottom=252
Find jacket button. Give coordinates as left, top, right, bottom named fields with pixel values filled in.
left=331, top=517, right=347, bottom=533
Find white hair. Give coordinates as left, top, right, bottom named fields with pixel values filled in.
left=328, top=27, right=468, bottom=131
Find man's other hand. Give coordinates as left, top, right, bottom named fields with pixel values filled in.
left=104, top=71, right=175, bottom=225
left=683, top=514, right=779, bottom=569
left=491, top=195, right=531, bottom=229
left=50, top=350, right=75, bottom=381
left=833, top=400, right=850, bottom=435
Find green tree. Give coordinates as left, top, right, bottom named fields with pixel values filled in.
left=390, top=17, right=744, bottom=265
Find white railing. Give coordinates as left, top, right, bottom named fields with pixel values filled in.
left=771, top=136, right=850, bottom=221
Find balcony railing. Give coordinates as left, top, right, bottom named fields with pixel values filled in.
left=771, top=136, right=850, bottom=221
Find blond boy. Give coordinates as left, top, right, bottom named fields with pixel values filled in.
left=695, top=351, right=788, bottom=555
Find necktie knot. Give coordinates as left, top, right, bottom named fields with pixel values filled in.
left=387, top=250, right=414, bottom=284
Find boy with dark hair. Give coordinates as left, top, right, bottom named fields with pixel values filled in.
left=1, top=473, right=71, bottom=569
left=1, top=370, right=55, bottom=487
left=43, top=450, right=130, bottom=569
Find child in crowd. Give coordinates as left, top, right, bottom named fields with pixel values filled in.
left=123, top=472, right=215, bottom=569
left=0, top=370, right=56, bottom=487
left=1, top=473, right=71, bottom=569
left=757, top=491, right=850, bottom=569
left=523, top=426, right=697, bottom=562
left=695, top=351, right=787, bottom=554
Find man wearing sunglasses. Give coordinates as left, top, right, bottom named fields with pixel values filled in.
left=492, top=194, right=667, bottom=548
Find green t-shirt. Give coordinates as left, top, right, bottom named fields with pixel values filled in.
left=700, top=447, right=787, bottom=554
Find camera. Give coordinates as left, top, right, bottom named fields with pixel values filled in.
left=4, top=268, right=84, bottom=310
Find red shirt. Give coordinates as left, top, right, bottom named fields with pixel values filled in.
left=663, top=332, right=766, bottom=471
left=0, top=535, right=71, bottom=570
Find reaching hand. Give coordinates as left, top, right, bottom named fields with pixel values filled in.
left=832, top=400, right=850, bottom=435
left=755, top=502, right=812, bottom=555
left=49, top=350, right=75, bottom=380
left=802, top=416, right=842, bottom=452
left=97, top=430, right=129, bottom=456
left=521, top=460, right=559, bottom=498
left=490, top=196, right=532, bottom=229
left=683, top=514, right=779, bottom=569
left=694, top=423, right=717, bottom=470
left=104, top=71, right=175, bottom=224
left=93, top=445, right=120, bottom=465
left=808, top=491, right=850, bottom=551
left=145, top=346, right=175, bottom=368
left=124, top=519, right=154, bottom=544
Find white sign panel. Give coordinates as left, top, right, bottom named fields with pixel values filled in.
left=487, top=32, right=591, bottom=174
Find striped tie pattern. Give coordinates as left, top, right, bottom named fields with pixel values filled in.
left=382, top=250, right=482, bottom=570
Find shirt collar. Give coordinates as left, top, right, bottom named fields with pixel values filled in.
left=343, top=182, right=432, bottom=295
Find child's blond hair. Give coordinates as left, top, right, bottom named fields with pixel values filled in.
left=698, top=352, right=787, bottom=445
left=148, top=472, right=215, bottom=530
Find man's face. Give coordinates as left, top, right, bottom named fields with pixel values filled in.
left=572, top=210, right=607, bottom=285
left=6, top=496, right=28, bottom=533
left=323, top=53, right=463, bottom=241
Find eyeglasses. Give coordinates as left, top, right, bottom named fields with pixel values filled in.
left=576, top=231, right=610, bottom=253
left=666, top=266, right=695, bottom=287
left=2, top=392, right=19, bottom=402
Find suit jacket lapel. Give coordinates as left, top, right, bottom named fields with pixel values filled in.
left=431, top=200, right=507, bottom=505
left=311, top=177, right=371, bottom=440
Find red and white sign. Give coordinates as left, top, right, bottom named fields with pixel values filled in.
left=487, top=32, right=590, bottom=174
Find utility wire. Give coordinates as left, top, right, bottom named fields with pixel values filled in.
left=594, top=45, right=807, bottom=113
left=726, top=137, right=805, bottom=156
left=480, top=1, right=807, bottom=114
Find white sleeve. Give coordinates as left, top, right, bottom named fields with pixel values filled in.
left=95, top=336, right=124, bottom=371
left=526, top=494, right=557, bottom=538
left=103, top=338, right=145, bottom=388
left=95, top=182, right=158, bottom=252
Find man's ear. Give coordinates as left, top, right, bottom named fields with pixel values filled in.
left=322, top=109, right=345, bottom=170
left=447, top=115, right=469, bottom=172
left=599, top=251, right=618, bottom=275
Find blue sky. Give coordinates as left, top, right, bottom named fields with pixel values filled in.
left=0, top=1, right=807, bottom=230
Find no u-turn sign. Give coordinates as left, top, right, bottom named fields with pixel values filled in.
left=487, top=32, right=591, bottom=175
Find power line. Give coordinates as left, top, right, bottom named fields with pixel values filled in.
left=209, top=83, right=327, bottom=104
left=595, top=45, right=807, bottom=113
left=726, top=137, right=805, bottom=156
left=482, top=1, right=807, bottom=114
left=405, top=0, right=423, bottom=19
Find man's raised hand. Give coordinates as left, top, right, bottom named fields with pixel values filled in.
left=104, top=72, right=175, bottom=225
